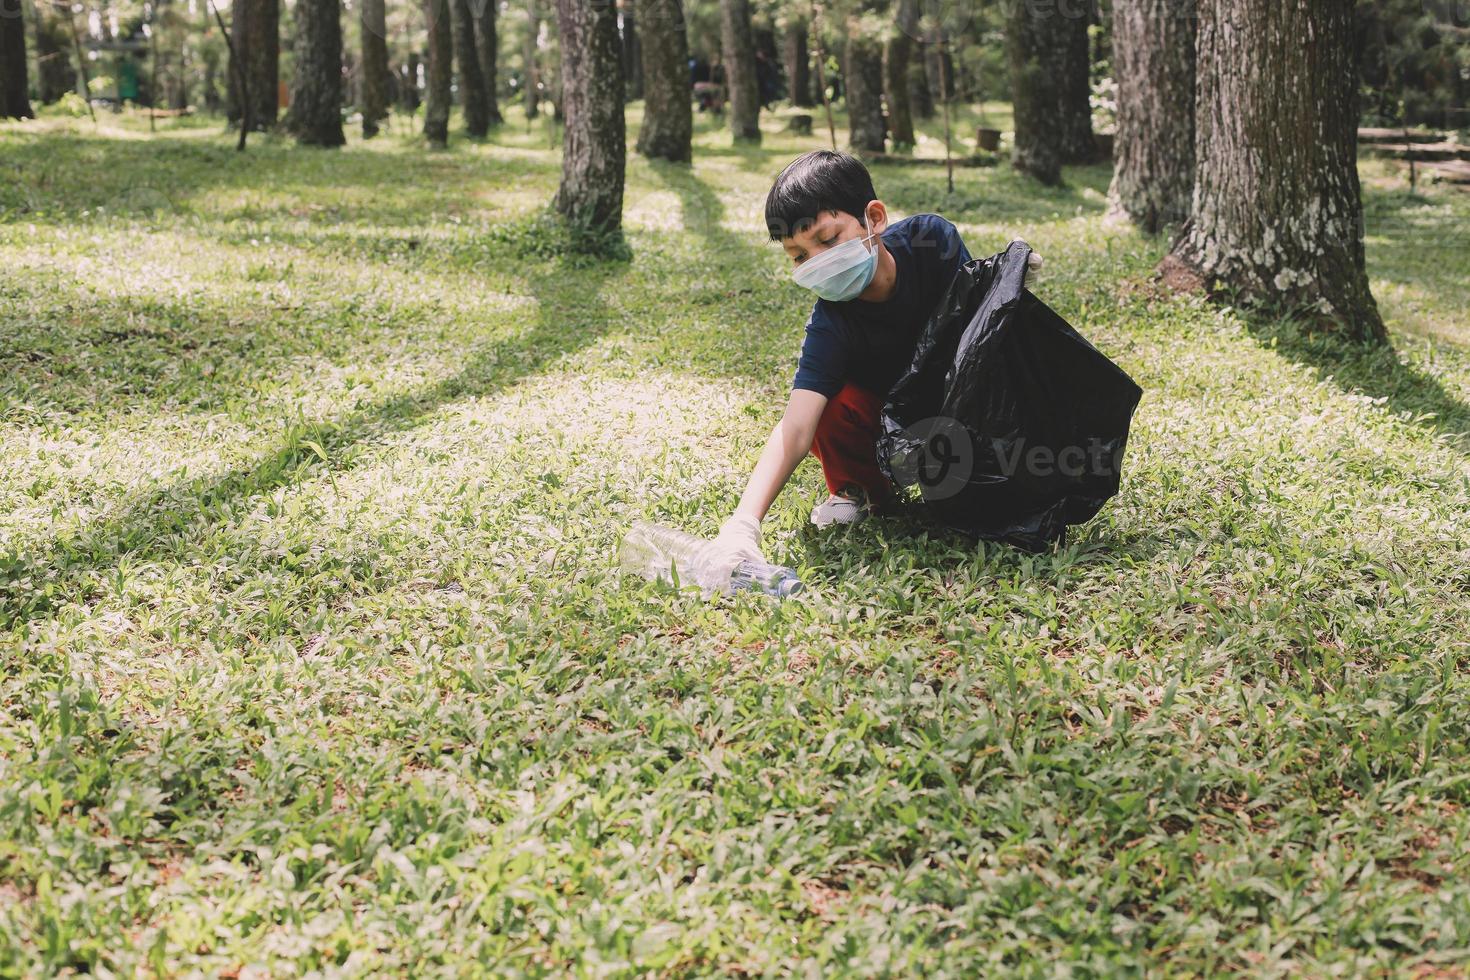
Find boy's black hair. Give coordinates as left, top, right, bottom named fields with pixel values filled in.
left=764, top=150, right=877, bottom=241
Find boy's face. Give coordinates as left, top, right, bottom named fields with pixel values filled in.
left=781, top=202, right=889, bottom=267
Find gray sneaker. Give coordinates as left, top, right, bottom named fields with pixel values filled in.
left=810, top=487, right=870, bottom=528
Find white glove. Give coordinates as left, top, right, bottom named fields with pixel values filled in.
left=1025, top=251, right=1043, bottom=284
left=693, top=514, right=764, bottom=589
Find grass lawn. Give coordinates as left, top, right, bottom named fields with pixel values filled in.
left=2, top=103, right=1469, bottom=975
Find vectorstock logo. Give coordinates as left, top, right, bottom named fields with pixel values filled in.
left=889, top=416, right=1120, bottom=501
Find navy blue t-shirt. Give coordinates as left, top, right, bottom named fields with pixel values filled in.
left=792, top=213, right=971, bottom=399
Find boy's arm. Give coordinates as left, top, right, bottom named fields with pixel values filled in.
left=734, top=388, right=828, bottom=522
left=703, top=389, right=828, bottom=570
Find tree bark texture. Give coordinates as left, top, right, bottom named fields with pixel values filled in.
left=1168, top=0, right=1386, bottom=344
left=360, top=0, right=389, bottom=137
left=474, top=0, right=502, bottom=124
left=524, top=0, right=539, bottom=118
left=924, top=41, right=951, bottom=105
left=635, top=0, right=691, bottom=162
left=453, top=0, right=489, bottom=135
left=553, top=0, right=625, bottom=236
left=621, top=0, right=641, bottom=100
left=1107, top=0, right=1194, bottom=233
left=1007, top=0, right=1066, bottom=184
left=720, top=0, right=760, bottom=142
left=784, top=18, right=811, bottom=107
left=229, top=0, right=278, bottom=129
left=845, top=33, right=885, bottom=153
left=0, top=0, right=32, bottom=119
left=884, top=0, right=918, bottom=147
left=1058, top=0, right=1094, bottom=163
left=424, top=0, right=452, bottom=144
left=908, top=40, right=932, bottom=119
left=288, top=0, right=344, bottom=145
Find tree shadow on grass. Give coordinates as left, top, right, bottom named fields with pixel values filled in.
left=0, top=254, right=628, bottom=630
left=1245, top=314, right=1470, bottom=455
left=643, top=159, right=806, bottom=385
left=0, top=224, right=574, bottom=421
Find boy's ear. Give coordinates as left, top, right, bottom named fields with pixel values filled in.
left=865, top=200, right=889, bottom=235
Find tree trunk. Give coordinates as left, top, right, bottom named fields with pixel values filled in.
left=552, top=0, right=625, bottom=241
left=621, top=0, right=641, bottom=101
left=453, top=0, right=489, bottom=135
left=720, top=0, right=759, bottom=142
left=228, top=0, right=279, bottom=129
left=474, top=0, right=502, bottom=124
left=784, top=17, right=810, bottom=108
left=424, top=0, right=451, bottom=144
left=1107, top=0, right=1194, bottom=233
left=287, top=0, right=344, bottom=145
left=1, top=0, right=35, bottom=118
left=924, top=41, right=950, bottom=105
left=247, top=0, right=279, bottom=128
left=635, top=0, right=690, bottom=162
left=1007, top=0, right=1066, bottom=184
left=1167, top=0, right=1386, bottom=344
left=400, top=54, right=421, bottom=111
left=908, top=40, right=932, bottom=120
left=360, top=0, right=388, bottom=137
left=883, top=0, right=917, bottom=148
left=523, top=0, right=539, bottom=119
left=33, top=3, right=76, bottom=105
left=1058, top=2, right=1094, bottom=163
left=845, top=32, right=885, bottom=154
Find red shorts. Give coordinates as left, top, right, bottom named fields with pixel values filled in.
left=809, top=384, right=896, bottom=511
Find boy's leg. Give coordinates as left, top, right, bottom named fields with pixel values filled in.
left=810, top=384, right=896, bottom=512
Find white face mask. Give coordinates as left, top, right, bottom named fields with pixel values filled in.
left=792, top=217, right=880, bottom=302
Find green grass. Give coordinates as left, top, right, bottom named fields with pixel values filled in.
left=1, top=103, right=1469, bottom=975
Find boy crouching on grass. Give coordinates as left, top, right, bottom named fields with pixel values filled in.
left=702, top=150, right=1039, bottom=575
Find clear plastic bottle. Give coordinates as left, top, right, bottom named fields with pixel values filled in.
left=619, top=520, right=804, bottom=599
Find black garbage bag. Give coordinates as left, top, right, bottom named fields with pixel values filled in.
left=878, top=240, right=1143, bottom=551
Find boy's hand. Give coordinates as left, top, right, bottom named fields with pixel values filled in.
left=696, top=514, right=765, bottom=585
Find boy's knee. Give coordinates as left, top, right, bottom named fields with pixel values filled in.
left=818, top=385, right=883, bottom=436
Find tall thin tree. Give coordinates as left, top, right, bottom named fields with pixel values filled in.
left=783, top=16, right=811, bottom=108
left=288, top=0, right=344, bottom=145
left=884, top=0, right=918, bottom=148
left=552, top=0, right=625, bottom=241
left=59, top=0, right=95, bottom=123
left=845, top=28, right=884, bottom=153
left=719, top=0, right=759, bottom=142
left=1107, top=0, right=1194, bottom=233
left=453, top=0, right=489, bottom=135
left=424, top=0, right=452, bottom=145
left=360, top=0, right=389, bottom=137
left=810, top=6, right=835, bottom=148
left=229, top=0, right=278, bottom=130
left=1007, top=0, right=1066, bottom=184
left=1057, top=1, right=1093, bottom=163
left=635, top=0, right=690, bottom=162
left=620, top=0, right=641, bottom=101
left=1, top=0, right=35, bottom=118
left=523, top=0, right=539, bottom=119
left=474, top=0, right=502, bottom=125
left=208, top=0, right=249, bottom=149
left=907, top=42, right=932, bottom=119
left=1165, top=0, right=1386, bottom=344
